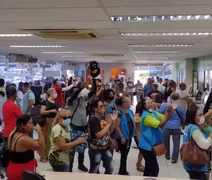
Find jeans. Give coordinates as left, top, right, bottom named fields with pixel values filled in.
left=129, top=92, right=134, bottom=105
left=163, top=129, right=181, bottom=160
left=88, top=147, right=114, bottom=174
left=117, top=139, right=132, bottom=174
left=52, top=165, right=69, bottom=172
left=140, top=148, right=159, bottom=177
left=187, top=171, right=207, bottom=180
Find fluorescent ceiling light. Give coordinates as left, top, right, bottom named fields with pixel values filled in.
left=122, top=32, right=211, bottom=36
left=134, top=51, right=179, bottom=54
left=62, top=55, right=96, bottom=58
left=0, top=34, right=33, bottom=37
left=42, top=51, right=84, bottom=54
left=129, top=44, right=193, bottom=47
left=10, top=45, right=65, bottom=48
left=111, top=15, right=212, bottom=22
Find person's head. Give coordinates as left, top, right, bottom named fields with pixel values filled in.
left=118, top=83, right=124, bottom=92
left=109, top=77, right=112, bottom=82
left=58, top=109, right=71, bottom=127
left=128, top=77, right=131, bottom=81
left=103, top=89, right=115, bottom=102
left=158, top=78, right=162, bottom=83
left=6, top=86, right=17, bottom=101
left=53, top=79, right=59, bottom=86
left=140, top=97, right=153, bottom=112
left=152, top=94, right=163, bottom=109
left=92, top=100, right=105, bottom=116
left=22, top=82, right=30, bottom=92
left=137, top=80, right=141, bottom=84
left=170, top=92, right=179, bottom=102
left=104, top=85, right=109, bottom=90
left=186, top=104, right=207, bottom=129
left=120, top=77, right=124, bottom=83
left=47, top=88, right=57, bottom=99
left=18, top=82, right=23, bottom=92
left=153, top=84, right=158, bottom=91
left=179, top=82, right=187, bottom=91
left=0, top=78, right=5, bottom=87
left=96, top=79, right=101, bottom=86
left=147, top=78, right=152, bottom=84
left=168, top=80, right=176, bottom=88
left=16, top=114, right=33, bottom=134
left=119, top=96, right=131, bottom=110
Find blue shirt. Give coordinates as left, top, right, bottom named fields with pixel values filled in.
left=143, top=84, right=153, bottom=97
left=158, top=102, right=185, bottom=129
left=22, top=90, right=35, bottom=114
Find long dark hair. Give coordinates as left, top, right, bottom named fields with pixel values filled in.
left=9, top=114, right=32, bottom=149
left=136, top=97, right=149, bottom=115
left=185, top=103, right=198, bottom=125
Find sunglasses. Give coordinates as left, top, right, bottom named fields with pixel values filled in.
left=60, top=116, right=72, bottom=120
left=99, top=104, right=107, bottom=108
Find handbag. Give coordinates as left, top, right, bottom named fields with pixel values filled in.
left=153, top=143, right=167, bottom=156
left=180, top=126, right=209, bottom=165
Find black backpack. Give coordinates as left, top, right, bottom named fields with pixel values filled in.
left=30, top=101, right=49, bottom=127
left=0, top=91, right=5, bottom=98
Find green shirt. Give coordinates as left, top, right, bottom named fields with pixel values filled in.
left=49, top=124, right=74, bottom=166
left=143, top=112, right=164, bottom=128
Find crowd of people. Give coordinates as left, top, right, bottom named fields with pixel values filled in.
left=0, top=75, right=211, bottom=180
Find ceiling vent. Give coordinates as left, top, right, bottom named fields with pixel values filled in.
left=92, top=54, right=124, bottom=57
left=20, top=29, right=101, bottom=39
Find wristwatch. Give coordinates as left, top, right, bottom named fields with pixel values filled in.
left=120, top=135, right=124, bottom=139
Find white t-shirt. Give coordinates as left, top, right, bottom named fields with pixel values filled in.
left=126, top=81, right=134, bottom=93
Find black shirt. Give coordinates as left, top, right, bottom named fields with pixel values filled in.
left=41, top=100, right=58, bottom=118
left=89, top=115, right=110, bottom=146
left=118, top=113, right=134, bottom=138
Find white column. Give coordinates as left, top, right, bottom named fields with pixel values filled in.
left=171, top=62, right=177, bottom=81
left=185, top=58, right=193, bottom=92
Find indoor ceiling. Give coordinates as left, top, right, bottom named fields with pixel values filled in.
left=1, top=0, right=212, bottom=63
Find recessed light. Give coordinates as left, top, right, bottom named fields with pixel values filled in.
left=10, top=45, right=65, bottom=48
left=111, top=15, right=212, bottom=22
left=42, top=51, right=84, bottom=54
left=0, top=34, right=33, bottom=37
left=122, top=32, right=211, bottom=36
left=129, top=44, right=193, bottom=47
left=134, top=51, right=179, bottom=54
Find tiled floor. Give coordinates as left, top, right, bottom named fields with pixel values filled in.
left=33, top=138, right=190, bottom=179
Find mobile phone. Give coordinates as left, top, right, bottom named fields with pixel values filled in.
left=33, top=130, right=38, bottom=140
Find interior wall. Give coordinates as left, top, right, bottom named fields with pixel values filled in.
left=99, top=63, right=135, bottom=84
left=193, top=54, right=212, bottom=91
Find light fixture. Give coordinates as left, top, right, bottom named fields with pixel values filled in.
left=10, top=45, right=65, bottom=48
left=42, top=51, right=84, bottom=54
left=62, top=55, right=96, bottom=58
left=0, top=34, right=33, bottom=37
left=122, top=32, right=212, bottom=36
left=129, top=44, right=193, bottom=47
left=111, top=15, right=212, bottom=22
left=134, top=51, right=179, bottom=54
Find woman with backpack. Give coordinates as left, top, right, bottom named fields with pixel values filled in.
left=39, top=88, right=58, bottom=163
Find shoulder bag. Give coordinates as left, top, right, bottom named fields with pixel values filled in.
left=180, top=126, right=209, bottom=165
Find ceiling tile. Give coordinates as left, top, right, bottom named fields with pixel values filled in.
left=3, top=21, right=115, bottom=30
left=0, top=8, right=109, bottom=21
left=1, top=0, right=100, bottom=8
left=101, top=0, right=212, bottom=7
left=106, top=6, right=212, bottom=16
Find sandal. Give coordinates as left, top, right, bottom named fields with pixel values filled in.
left=136, top=163, right=145, bottom=172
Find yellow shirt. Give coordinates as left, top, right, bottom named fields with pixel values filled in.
left=143, top=112, right=164, bottom=128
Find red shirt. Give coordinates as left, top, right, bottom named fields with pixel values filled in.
left=3, top=100, right=23, bottom=138
left=54, top=85, right=63, bottom=107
